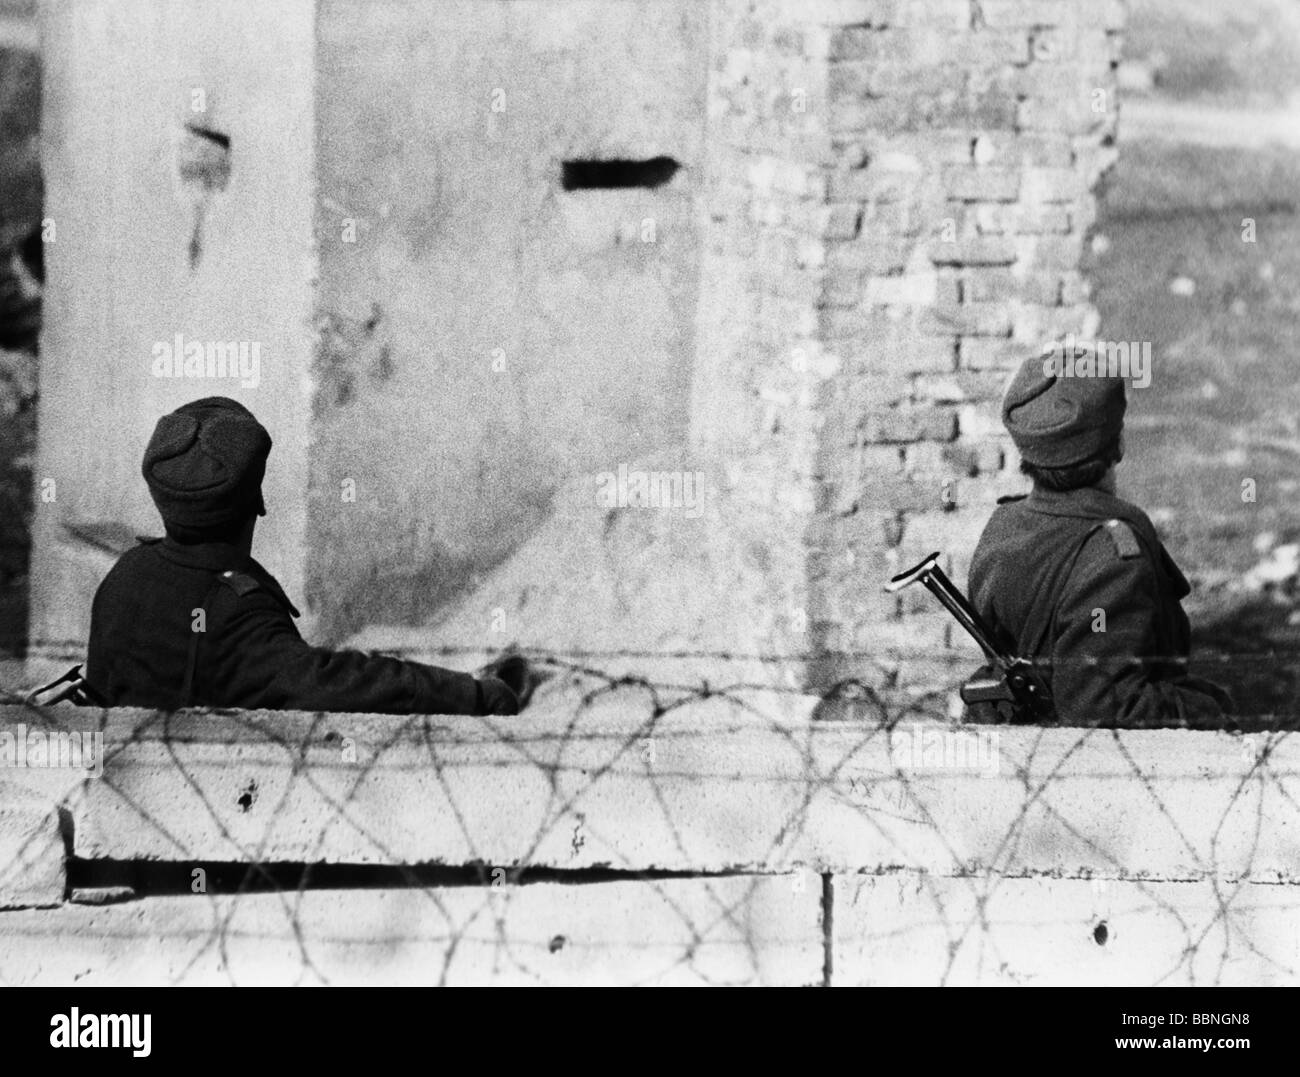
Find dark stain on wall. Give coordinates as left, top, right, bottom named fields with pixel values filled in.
left=176, top=122, right=232, bottom=269
left=311, top=537, right=516, bottom=647
left=313, top=303, right=392, bottom=415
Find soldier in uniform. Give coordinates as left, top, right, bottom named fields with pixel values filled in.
left=86, top=397, right=524, bottom=715
left=967, top=354, right=1231, bottom=728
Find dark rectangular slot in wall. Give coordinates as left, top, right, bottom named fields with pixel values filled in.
left=562, top=156, right=680, bottom=191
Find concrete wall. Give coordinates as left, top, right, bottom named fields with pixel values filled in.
left=2, top=691, right=1296, bottom=985
left=0, top=0, right=36, bottom=52
left=30, top=0, right=316, bottom=661
left=309, top=0, right=705, bottom=643
left=362, top=0, right=846, bottom=689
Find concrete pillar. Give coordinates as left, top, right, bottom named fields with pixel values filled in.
left=30, top=0, right=317, bottom=669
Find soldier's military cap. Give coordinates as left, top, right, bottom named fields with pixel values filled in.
left=1001, top=350, right=1126, bottom=468
left=142, top=396, right=271, bottom=527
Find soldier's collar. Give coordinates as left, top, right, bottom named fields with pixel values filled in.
left=1025, top=484, right=1136, bottom=521
left=156, top=537, right=251, bottom=572
left=154, top=538, right=301, bottom=617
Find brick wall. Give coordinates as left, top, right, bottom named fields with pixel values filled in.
left=696, top=0, right=1125, bottom=695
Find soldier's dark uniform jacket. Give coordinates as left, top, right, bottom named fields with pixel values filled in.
left=968, top=485, right=1227, bottom=728
left=81, top=396, right=518, bottom=715
left=87, top=536, right=487, bottom=714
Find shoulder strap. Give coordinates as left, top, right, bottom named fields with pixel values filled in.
left=217, top=569, right=260, bottom=596
left=1101, top=518, right=1143, bottom=559
left=237, top=561, right=301, bottom=618
left=179, top=571, right=267, bottom=707
left=180, top=579, right=225, bottom=708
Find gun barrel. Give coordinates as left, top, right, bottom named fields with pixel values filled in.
left=886, top=552, right=1014, bottom=668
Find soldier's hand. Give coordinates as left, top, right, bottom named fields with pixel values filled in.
left=479, top=650, right=535, bottom=709
left=477, top=675, right=520, bottom=716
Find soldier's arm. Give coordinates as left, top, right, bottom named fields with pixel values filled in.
left=211, top=592, right=512, bottom=715
left=1050, top=533, right=1224, bottom=728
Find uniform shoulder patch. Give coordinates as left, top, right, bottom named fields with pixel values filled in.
left=217, top=570, right=261, bottom=596
left=1101, top=518, right=1143, bottom=560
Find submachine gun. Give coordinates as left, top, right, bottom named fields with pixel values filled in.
left=884, top=551, right=1055, bottom=724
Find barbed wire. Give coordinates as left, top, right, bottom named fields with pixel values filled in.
left=0, top=651, right=1295, bottom=986
left=7, top=637, right=1300, bottom=664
